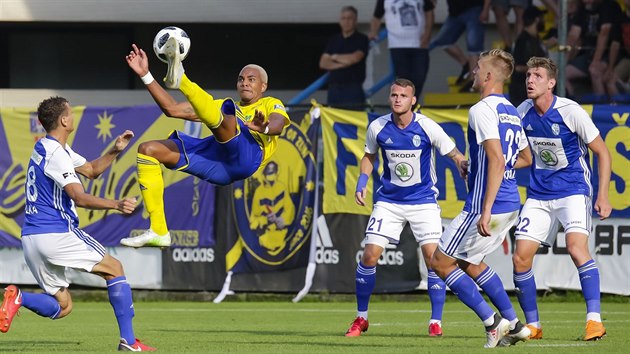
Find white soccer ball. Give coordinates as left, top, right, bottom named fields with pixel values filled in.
left=152, top=26, right=191, bottom=64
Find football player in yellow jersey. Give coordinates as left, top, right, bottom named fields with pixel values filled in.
left=121, top=41, right=290, bottom=247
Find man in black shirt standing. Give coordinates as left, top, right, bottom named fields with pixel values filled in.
left=509, top=6, right=548, bottom=106
left=320, top=6, right=370, bottom=110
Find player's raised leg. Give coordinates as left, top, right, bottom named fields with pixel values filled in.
left=164, top=36, right=185, bottom=89
left=120, top=140, right=179, bottom=248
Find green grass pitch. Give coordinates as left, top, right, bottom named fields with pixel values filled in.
left=1, top=298, right=628, bottom=353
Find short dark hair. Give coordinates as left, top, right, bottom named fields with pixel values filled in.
left=37, top=96, right=69, bottom=132
left=392, top=78, right=416, bottom=95
left=341, top=6, right=358, bottom=16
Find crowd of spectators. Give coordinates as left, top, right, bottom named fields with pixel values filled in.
left=319, top=0, right=629, bottom=107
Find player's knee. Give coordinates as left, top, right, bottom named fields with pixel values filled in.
left=361, top=248, right=381, bottom=267
left=138, top=141, right=161, bottom=157
left=512, top=252, right=532, bottom=271
left=58, top=301, right=73, bottom=318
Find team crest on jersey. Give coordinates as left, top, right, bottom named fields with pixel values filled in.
left=395, top=162, right=414, bottom=182
left=231, top=123, right=316, bottom=265
left=412, top=135, right=421, bottom=147
left=551, top=123, right=560, bottom=136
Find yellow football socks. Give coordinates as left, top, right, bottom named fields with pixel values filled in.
left=136, top=153, right=168, bottom=236
left=180, top=74, right=223, bottom=129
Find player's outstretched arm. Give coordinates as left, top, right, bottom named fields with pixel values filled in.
left=588, top=135, right=612, bottom=220
left=125, top=44, right=199, bottom=122
left=75, top=130, right=134, bottom=179
left=64, top=183, right=136, bottom=214
left=355, top=153, right=376, bottom=206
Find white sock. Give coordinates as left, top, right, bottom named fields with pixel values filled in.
left=586, top=312, right=601, bottom=322
left=483, top=313, right=496, bottom=327
left=357, top=311, right=368, bottom=320
left=528, top=321, right=541, bottom=329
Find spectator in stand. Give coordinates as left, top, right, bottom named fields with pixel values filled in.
left=369, top=0, right=435, bottom=104
left=429, top=0, right=491, bottom=92
left=609, top=0, right=630, bottom=94
left=320, top=6, right=370, bottom=110
left=492, top=0, right=528, bottom=52
left=565, top=0, right=622, bottom=98
left=509, top=6, right=549, bottom=106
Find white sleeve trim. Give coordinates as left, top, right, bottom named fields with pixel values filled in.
left=44, top=148, right=83, bottom=189
left=560, top=104, right=600, bottom=144
left=419, top=116, right=456, bottom=156
left=470, top=103, right=500, bottom=143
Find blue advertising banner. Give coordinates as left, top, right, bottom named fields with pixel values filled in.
left=0, top=106, right=215, bottom=247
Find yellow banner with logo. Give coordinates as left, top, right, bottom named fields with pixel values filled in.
left=320, top=104, right=630, bottom=219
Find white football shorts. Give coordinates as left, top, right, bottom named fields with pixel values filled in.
left=515, top=194, right=592, bottom=244
left=22, top=229, right=106, bottom=295
left=364, top=201, right=442, bottom=249
left=438, top=210, right=518, bottom=265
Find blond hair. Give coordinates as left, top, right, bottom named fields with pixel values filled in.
left=480, top=49, right=515, bottom=82
left=242, top=64, right=268, bottom=84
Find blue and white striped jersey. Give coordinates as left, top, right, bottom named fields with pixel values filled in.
left=517, top=96, right=600, bottom=200
left=464, top=94, right=527, bottom=214
left=22, top=136, right=87, bottom=236
left=365, top=112, right=455, bottom=205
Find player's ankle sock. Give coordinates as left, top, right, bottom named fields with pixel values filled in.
left=356, top=262, right=376, bottom=313
left=427, top=269, right=445, bottom=321
left=474, top=266, right=516, bottom=322
left=107, top=276, right=136, bottom=345
left=444, top=268, right=494, bottom=322
left=578, top=260, right=601, bottom=315
left=179, top=74, right=222, bottom=129
left=137, top=153, right=168, bottom=236
left=514, top=268, right=540, bottom=324
left=21, top=292, right=61, bottom=319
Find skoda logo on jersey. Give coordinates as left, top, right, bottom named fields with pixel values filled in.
left=412, top=135, right=421, bottom=147
left=231, top=123, right=316, bottom=266
left=540, top=149, right=558, bottom=166
left=395, top=162, right=414, bottom=182
left=551, top=123, right=560, bottom=136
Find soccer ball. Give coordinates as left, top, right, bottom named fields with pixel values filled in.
left=152, top=26, right=191, bottom=64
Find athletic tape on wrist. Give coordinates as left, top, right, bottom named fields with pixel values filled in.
left=141, top=72, right=155, bottom=85
left=356, top=173, right=369, bottom=193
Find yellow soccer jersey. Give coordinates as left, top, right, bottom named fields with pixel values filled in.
left=235, top=97, right=290, bottom=164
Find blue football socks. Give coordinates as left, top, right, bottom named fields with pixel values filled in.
left=475, top=266, right=517, bottom=323
left=445, top=268, right=494, bottom=322
left=107, top=276, right=136, bottom=345
left=514, top=268, right=539, bottom=324
left=21, top=292, right=61, bottom=319
left=427, top=269, right=446, bottom=322
left=578, top=260, right=601, bottom=316
left=355, top=262, right=376, bottom=317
